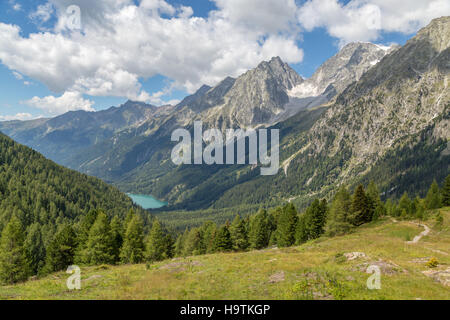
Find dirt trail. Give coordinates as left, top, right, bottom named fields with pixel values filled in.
left=407, top=223, right=431, bottom=244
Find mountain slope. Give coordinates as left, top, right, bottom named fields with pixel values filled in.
left=0, top=132, right=147, bottom=234
left=213, top=17, right=450, bottom=209
left=0, top=101, right=160, bottom=166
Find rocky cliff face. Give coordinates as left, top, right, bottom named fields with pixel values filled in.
left=295, top=16, right=450, bottom=186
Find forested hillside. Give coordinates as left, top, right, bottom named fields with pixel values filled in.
left=0, top=132, right=152, bottom=283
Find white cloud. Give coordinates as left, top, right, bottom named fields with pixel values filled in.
left=297, top=0, right=450, bottom=46
left=0, top=113, right=36, bottom=121
left=23, top=91, right=94, bottom=115
left=0, top=0, right=304, bottom=107
left=12, top=71, right=23, bottom=80
left=29, top=3, right=55, bottom=24
left=0, top=0, right=448, bottom=111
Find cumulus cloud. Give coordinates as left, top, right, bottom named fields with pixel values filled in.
left=24, top=91, right=94, bottom=115
left=297, top=0, right=450, bottom=46
left=0, top=0, right=304, bottom=109
left=0, top=113, right=36, bottom=121
left=0, top=0, right=448, bottom=114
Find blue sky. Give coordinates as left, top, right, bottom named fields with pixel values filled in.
left=0, top=0, right=446, bottom=120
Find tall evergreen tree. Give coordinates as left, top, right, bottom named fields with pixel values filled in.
left=295, top=214, right=308, bottom=244
left=214, top=225, right=232, bottom=252
left=425, top=180, right=442, bottom=210
left=201, top=222, right=217, bottom=254
left=230, top=215, right=249, bottom=251
left=84, top=211, right=115, bottom=265
left=120, top=214, right=145, bottom=264
left=74, top=209, right=99, bottom=264
left=44, top=225, right=77, bottom=273
left=162, top=234, right=175, bottom=260
left=276, top=204, right=298, bottom=247
left=145, top=220, right=166, bottom=262
left=110, top=215, right=124, bottom=263
left=0, top=216, right=29, bottom=284
left=24, top=223, right=46, bottom=275
left=441, top=175, right=450, bottom=207
left=366, top=181, right=385, bottom=220
left=184, top=228, right=204, bottom=256
left=249, top=209, right=269, bottom=249
left=325, top=186, right=353, bottom=236
left=174, top=229, right=189, bottom=257
left=350, top=185, right=371, bottom=226
left=305, top=199, right=328, bottom=239
left=399, top=192, right=412, bottom=217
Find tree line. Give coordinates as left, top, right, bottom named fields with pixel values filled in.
left=0, top=173, right=449, bottom=285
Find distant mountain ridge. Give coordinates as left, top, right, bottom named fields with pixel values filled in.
left=1, top=16, right=448, bottom=214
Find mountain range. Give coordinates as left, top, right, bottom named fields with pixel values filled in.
left=1, top=16, right=449, bottom=216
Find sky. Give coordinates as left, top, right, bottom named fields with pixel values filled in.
left=0, top=0, right=449, bottom=121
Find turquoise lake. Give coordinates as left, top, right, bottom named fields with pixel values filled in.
left=127, top=194, right=168, bottom=210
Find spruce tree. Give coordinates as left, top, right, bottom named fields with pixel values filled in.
left=295, top=214, right=308, bottom=244
left=325, top=186, right=353, bottom=236
left=350, top=185, right=371, bottom=226
left=44, top=225, right=77, bottom=273
left=425, top=180, right=442, bottom=210
left=184, top=228, right=204, bottom=256
left=305, top=199, right=328, bottom=239
left=214, top=225, right=232, bottom=252
left=162, top=234, right=175, bottom=260
left=120, top=214, right=145, bottom=264
left=276, top=204, right=298, bottom=247
left=110, top=215, right=123, bottom=264
left=174, top=229, right=189, bottom=257
left=145, top=220, right=166, bottom=262
left=399, top=192, right=413, bottom=217
left=24, top=223, right=46, bottom=275
left=442, top=175, right=450, bottom=207
left=249, top=209, right=269, bottom=249
left=230, top=215, right=249, bottom=251
left=366, top=182, right=385, bottom=220
left=74, top=209, right=99, bottom=264
left=0, top=216, right=29, bottom=284
left=84, top=211, right=115, bottom=265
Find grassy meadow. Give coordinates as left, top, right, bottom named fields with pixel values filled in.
left=1, top=208, right=449, bottom=300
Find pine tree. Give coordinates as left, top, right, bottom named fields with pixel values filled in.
left=0, top=216, right=29, bottom=284
left=425, top=180, right=442, bottom=209
left=201, top=222, right=217, bottom=254
left=295, top=214, right=308, bottom=244
left=350, top=185, right=371, bottom=226
left=276, top=204, right=298, bottom=247
left=442, top=175, right=450, bottom=207
left=214, top=225, right=232, bottom=252
left=183, top=228, right=205, bottom=256
left=162, top=234, right=175, bottom=260
left=366, top=182, right=385, bottom=220
left=44, top=225, right=77, bottom=273
left=249, top=209, right=269, bottom=249
left=120, top=214, right=145, bottom=264
left=174, top=229, right=189, bottom=257
left=74, top=209, right=99, bottom=264
left=230, top=215, right=249, bottom=251
left=24, top=223, right=46, bottom=275
left=325, top=186, right=353, bottom=236
left=399, top=192, right=412, bottom=217
left=110, top=215, right=123, bottom=264
left=145, top=220, right=166, bottom=262
left=305, top=199, right=328, bottom=239
left=84, top=211, right=115, bottom=265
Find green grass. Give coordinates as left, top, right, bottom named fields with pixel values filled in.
left=1, top=209, right=449, bottom=300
